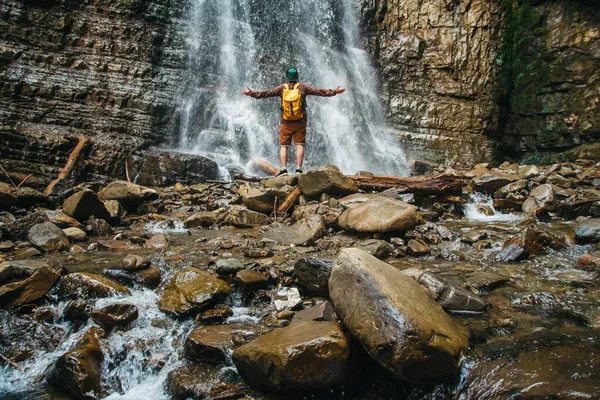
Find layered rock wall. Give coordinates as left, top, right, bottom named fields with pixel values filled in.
left=361, top=0, right=600, bottom=167
left=0, top=0, right=190, bottom=186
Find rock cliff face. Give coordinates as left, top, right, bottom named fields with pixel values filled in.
left=360, top=0, right=600, bottom=167
left=0, top=0, right=218, bottom=188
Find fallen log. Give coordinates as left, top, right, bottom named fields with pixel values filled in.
left=250, top=158, right=279, bottom=176
left=347, top=173, right=462, bottom=195
left=277, top=186, right=302, bottom=214
left=44, top=135, right=89, bottom=195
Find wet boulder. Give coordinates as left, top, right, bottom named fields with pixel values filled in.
left=233, top=270, right=269, bottom=290
left=329, top=248, right=469, bottom=385
left=240, top=187, right=289, bottom=215
left=517, top=164, right=540, bottom=178
left=184, top=324, right=236, bottom=364
left=262, top=174, right=298, bottom=189
left=337, top=194, right=417, bottom=233
left=574, top=218, right=600, bottom=243
left=121, top=254, right=151, bottom=271
left=413, top=272, right=486, bottom=313
left=90, top=303, right=138, bottom=329
left=0, top=263, right=62, bottom=308
left=45, top=210, right=85, bottom=229
left=0, top=182, right=16, bottom=210
left=232, top=321, right=351, bottom=391
left=61, top=272, right=131, bottom=299
left=492, top=179, right=528, bottom=199
left=263, top=215, right=326, bottom=246
left=522, top=184, right=556, bottom=213
left=495, top=237, right=536, bottom=262
left=103, top=266, right=162, bottom=289
left=294, top=257, right=333, bottom=297
left=63, top=189, right=110, bottom=222
left=298, top=165, right=358, bottom=198
left=158, top=267, right=231, bottom=315
left=28, top=222, right=71, bottom=253
left=215, top=258, right=245, bottom=276
left=221, top=205, right=269, bottom=227
left=63, top=299, right=93, bottom=322
left=97, top=181, right=158, bottom=211
left=45, top=327, right=104, bottom=400
left=473, top=173, right=520, bottom=194
left=196, top=306, right=234, bottom=325
left=407, top=238, right=431, bottom=256
left=166, top=363, right=220, bottom=400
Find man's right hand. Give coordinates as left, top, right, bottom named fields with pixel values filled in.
left=242, top=88, right=254, bottom=96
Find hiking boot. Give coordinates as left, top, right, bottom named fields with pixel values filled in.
left=276, top=168, right=288, bottom=177
left=295, top=168, right=303, bottom=174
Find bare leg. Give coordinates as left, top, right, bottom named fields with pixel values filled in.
left=279, top=146, right=288, bottom=169
left=295, top=144, right=305, bottom=169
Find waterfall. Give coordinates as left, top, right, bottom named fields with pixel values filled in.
left=178, top=0, right=408, bottom=175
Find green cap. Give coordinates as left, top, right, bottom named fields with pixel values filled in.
left=286, top=68, right=299, bottom=82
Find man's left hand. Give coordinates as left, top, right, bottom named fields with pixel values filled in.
left=334, top=86, right=346, bottom=94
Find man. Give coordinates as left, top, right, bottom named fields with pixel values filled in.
left=242, top=68, right=346, bottom=176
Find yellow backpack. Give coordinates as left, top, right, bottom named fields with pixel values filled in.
left=281, top=83, right=303, bottom=120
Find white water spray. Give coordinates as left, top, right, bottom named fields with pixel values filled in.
left=178, top=0, right=408, bottom=175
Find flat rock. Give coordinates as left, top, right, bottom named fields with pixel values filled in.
left=407, top=238, right=430, bottom=256
left=473, top=173, right=520, bottom=194
left=63, top=189, right=110, bottom=222
left=28, top=222, right=71, bottom=253
left=263, top=215, right=326, bottom=246
left=103, top=267, right=162, bottom=289
left=233, top=270, right=269, bottom=290
left=262, top=174, right=298, bottom=189
left=90, top=303, right=138, bottom=329
left=16, top=187, right=50, bottom=209
left=98, top=181, right=158, bottom=211
left=273, top=287, right=303, bottom=311
left=63, top=227, right=87, bottom=242
left=329, top=248, right=469, bottom=385
left=298, top=165, right=358, bottom=198
left=291, top=301, right=336, bottom=324
left=184, top=324, right=236, bottom=364
left=240, top=187, right=289, bottom=214
left=61, top=272, right=131, bottom=299
left=493, top=179, right=528, bottom=199
left=184, top=212, right=218, bottom=228
left=338, top=194, right=417, bottom=233
left=415, top=272, right=486, bottom=313
left=215, top=258, right=245, bottom=275
left=221, top=205, right=269, bottom=228
left=121, top=254, right=151, bottom=271
left=0, top=263, right=62, bottom=308
left=294, top=257, right=333, bottom=297
left=143, top=233, right=168, bottom=249
left=356, top=239, right=393, bottom=259
left=292, top=203, right=342, bottom=227
left=232, top=321, right=351, bottom=391
left=158, top=267, right=231, bottom=315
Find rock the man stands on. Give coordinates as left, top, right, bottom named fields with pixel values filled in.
left=242, top=68, right=346, bottom=176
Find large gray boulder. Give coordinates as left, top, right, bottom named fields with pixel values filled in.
left=298, top=165, right=358, bottom=198
left=337, top=194, right=417, bottom=233
left=232, top=321, right=350, bottom=391
left=63, top=189, right=110, bottom=222
left=97, top=181, right=158, bottom=211
left=28, top=222, right=71, bottom=253
left=329, top=248, right=469, bottom=385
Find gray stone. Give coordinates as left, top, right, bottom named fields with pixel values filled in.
left=28, top=222, right=70, bottom=253
left=574, top=218, right=600, bottom=243
left=415, top=272, right=486, bottom=313
left=356, top=239, right=393, bottom=259
left=522, top=184, right=556, bottom=213
left=294, top=257, right=333, bottom=297
left=63, top=189, right=110, bottom=222
left=98, top=181, right=158, bottom=211
left=63, top=227, right=87, bottom=242
left=263, top=215, right=326, bottom=246
left=221, top=205, right=269, bottom=228
left=298, top=165, right=358, bottom=198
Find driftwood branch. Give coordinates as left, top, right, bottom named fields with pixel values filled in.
left=347, top=173, right=462, bottom=195
left=250, top=158, right=279, bottom=176
left=0, top=163, right=16, bottom=188
left=278, top=186, right=302, bottom=214
left=44, top=135, right=89, bottom=195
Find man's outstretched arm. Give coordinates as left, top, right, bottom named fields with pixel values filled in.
left=242, top=85, right=284, bottom=99
left=303, top=84, right=346, bottom=97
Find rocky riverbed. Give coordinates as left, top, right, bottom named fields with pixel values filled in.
left=1, top=161, right=600, bottom=399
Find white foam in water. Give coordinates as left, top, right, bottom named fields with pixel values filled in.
left=144, top=219, right=188, bottom=234
left=177, top=0, right=409, bottom=176
left=463, top=193, right=526, bottom=222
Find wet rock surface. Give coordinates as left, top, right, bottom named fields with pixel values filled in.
left=1, top=159, right=600, bottom=398
left=330, top=248, right=469, bottom=385
left=232, top=321, right=351, bottom=391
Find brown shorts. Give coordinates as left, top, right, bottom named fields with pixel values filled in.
left=279, top=120, right=307, bottom=146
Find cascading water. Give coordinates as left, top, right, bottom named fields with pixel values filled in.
left=178, top=0, right=408, bottom=175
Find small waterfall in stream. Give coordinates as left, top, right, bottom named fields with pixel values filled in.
left=178, top=0, right=408, bottom=175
